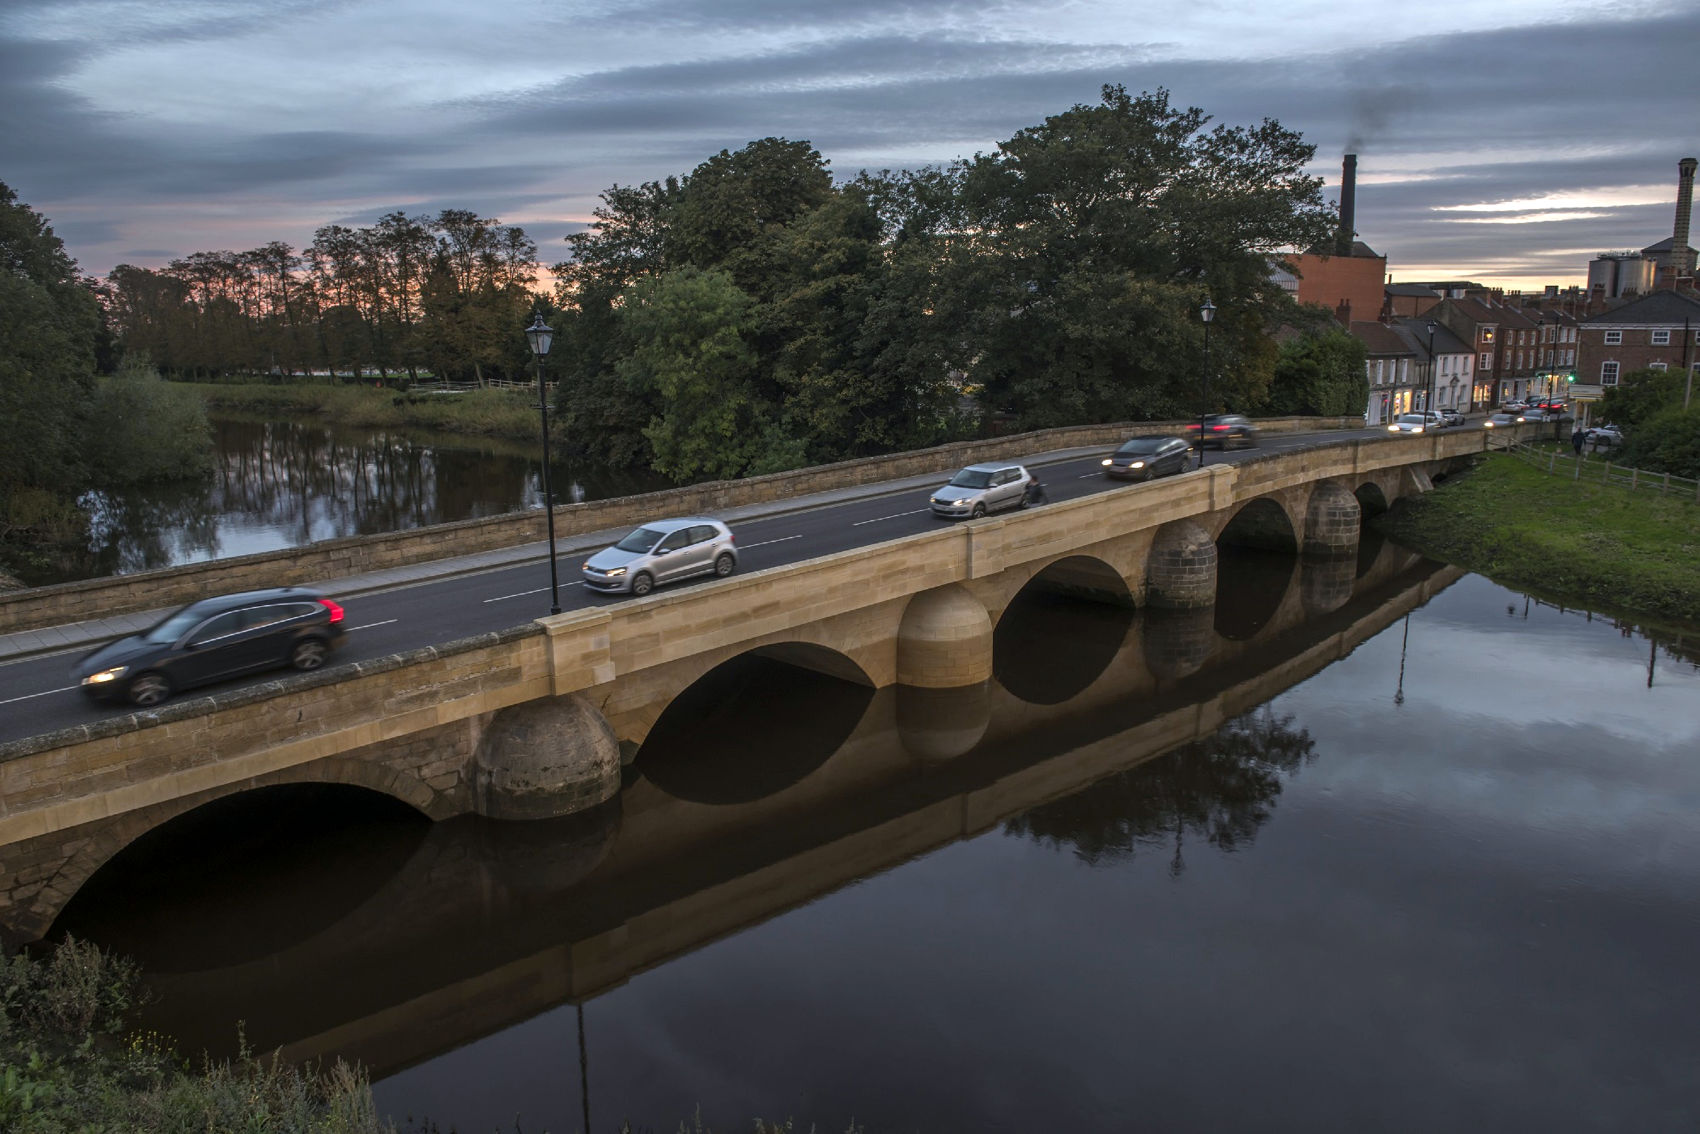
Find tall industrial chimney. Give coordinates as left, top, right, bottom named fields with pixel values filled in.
left=1336, top=154, right=1358, bottom=257
left=1674, top=157, right=1697, bottom=275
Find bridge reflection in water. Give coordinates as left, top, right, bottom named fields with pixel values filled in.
left=50, top=538, right=1461, bottom=1080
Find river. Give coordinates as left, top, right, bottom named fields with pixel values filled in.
left=44, top=544, right=1700, bottom=1132
left=27, top=416, right=672, bottom=587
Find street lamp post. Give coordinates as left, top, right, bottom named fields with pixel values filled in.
left=1426, top=321, right=1438, bottom=419
left=1197, top=297, right=1216, bottom=469
left=525, top=312, right=562, bottom=615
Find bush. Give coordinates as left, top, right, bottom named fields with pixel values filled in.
left=86, top=356, right=215, bottom=486
left=0, top=937, right=395, bottom=1134
left=1617, top=405, right=1700, bottom=479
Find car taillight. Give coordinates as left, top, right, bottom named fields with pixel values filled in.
left=319, top=599, right=345, bottom=624
left=1211, top=424, right=1228, bottom=431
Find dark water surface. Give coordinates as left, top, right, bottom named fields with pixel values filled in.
left=50, top=552, right=1700, bottom=1132
left=36, top=416, right=672, bottom=585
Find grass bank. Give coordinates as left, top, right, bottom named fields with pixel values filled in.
left=1373, top=453, right=1700, bottom=626
left=181, top=381, right=544, bottom=441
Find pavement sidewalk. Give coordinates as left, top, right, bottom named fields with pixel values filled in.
left=0, top=445, right=1114, bottom=664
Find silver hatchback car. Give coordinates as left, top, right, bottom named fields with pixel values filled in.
left=581, top=518, right=738, bottom=596
left=929, top=462, right=1037, bottom=519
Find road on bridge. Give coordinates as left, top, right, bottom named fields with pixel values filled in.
left=0, top=423, right=1443, bottom=745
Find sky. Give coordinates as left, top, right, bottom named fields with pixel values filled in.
left=4, top=0, right=1698, bottom=291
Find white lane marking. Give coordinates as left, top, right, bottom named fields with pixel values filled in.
left=1079, top=471, right=1101, bottom=479
left=483, top=582, right=582, bottom=603
left=0, top=685, right=77, bottom=706
left=740, top=535, right=802, bottom=550
left=347, top=619, right=398, bottom=631
left=853, top=509, right=928, bottom=526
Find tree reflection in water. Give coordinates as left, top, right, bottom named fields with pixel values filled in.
left=1004, top=706, right=1316, bottom=873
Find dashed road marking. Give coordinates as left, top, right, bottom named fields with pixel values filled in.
left=741, top=535, right=802, bottom=550
left=0, top=685, right=77, bottom=706
left=348, top=619, right=397, bottom=631
left=484, top=583, right=582, bottom=603
left=853, top=509, right=928, bottom=526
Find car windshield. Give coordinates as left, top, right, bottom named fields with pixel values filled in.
left=948, top=469, right=994, bottom=489
left=614, top=527, right=666, bottom=553
left=1397, top=415, right=1426, bottom=425
left=1115, top=440, right=1165, bottom=455
left=142, top=607, right=210, bottom=644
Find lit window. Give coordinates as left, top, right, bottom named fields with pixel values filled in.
left=1601, top=361, right=1619, bottom=385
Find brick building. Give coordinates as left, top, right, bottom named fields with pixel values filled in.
left=1575, top=290, right=1700, bottom=408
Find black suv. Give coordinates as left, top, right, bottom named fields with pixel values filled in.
left=74, top=587, right=347, bottom=707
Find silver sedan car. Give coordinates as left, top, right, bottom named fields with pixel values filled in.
left=581, top=518, right=738, bottom=596
left=929, top=462, right=1037, bottom=519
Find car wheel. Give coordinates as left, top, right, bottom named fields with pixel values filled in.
left=631, top=571, right=654, bottom=596
left=290, top=637, right=329, bottom=671
left=128, top=672, right=171, bottom=707
left=714, top=552, right=736, bottom=578
left=971, top=503, right=987, bottom=519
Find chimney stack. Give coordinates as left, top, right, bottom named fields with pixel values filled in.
left=1336, top=154, right=1357, bottom=257
left=1674, top=157, right=1697, bottom=276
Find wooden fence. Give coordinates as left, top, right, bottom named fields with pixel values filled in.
left=1488, top=437, right=1700, bottom=503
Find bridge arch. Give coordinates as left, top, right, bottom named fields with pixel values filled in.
left=1217, top=496, right=1300, bottom=554
left=1354, top=481, right=1391, bottom=518
left=995, top=557, right=1136, bottom=705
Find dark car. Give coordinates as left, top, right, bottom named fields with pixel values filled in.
left=1183, top=414, right=1258, bottom=450
left=1102, top=435, right=1191, bottom=480
left=74, top=587, right=347, bottom=707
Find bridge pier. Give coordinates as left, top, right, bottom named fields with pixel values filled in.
left=1303, top=481, right=1363, bottom=559
left=474, top=695, right=622, bottom=820
left=1147, top=520, right=1218, bottom=608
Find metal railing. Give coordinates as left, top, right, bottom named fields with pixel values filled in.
left=1487, top=436, right=1700, bottom=502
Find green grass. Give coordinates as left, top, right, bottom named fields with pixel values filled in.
left=179, top=381, right=544, bottom=441
left=1374, top=453, right=1700, bottom=626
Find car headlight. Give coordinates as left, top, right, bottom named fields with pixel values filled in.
left=83, top=666, right=127, bottom=685
left=1130, top=461, right=1145, bottom=469
left=1101, top=458, right=1112, bottom=466
left=603, top=567, right=626, bottom=578
left=1387, top=425, right=1399, bottom=432
left=1483, top=421, right=1494, bottom=427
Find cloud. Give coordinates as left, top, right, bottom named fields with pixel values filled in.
left=4, top=1, right=1696, bottom=283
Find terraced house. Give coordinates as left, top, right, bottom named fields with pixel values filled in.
left=1574, top=289, right=1700, bottom=409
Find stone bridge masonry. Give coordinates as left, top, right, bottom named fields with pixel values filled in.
left=0, top=431, right=1480, bottom=942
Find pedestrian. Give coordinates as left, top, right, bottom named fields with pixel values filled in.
left=1571, top=427, right=1585, bottom=456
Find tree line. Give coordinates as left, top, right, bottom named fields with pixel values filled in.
left=92, top=85, right=1368, bottom=483
left=102, top=210, right=539, bottom=384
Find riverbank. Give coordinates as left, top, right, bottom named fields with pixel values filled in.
left=1373, top=453, right=1700, bottom=626
left=183, top=381, right=544, bottom=441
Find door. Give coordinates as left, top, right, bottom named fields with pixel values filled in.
left=172, top=610, right=269, bottom=688
left=651, top=528, right=696, bottom=582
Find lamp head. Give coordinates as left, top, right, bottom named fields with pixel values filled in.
left=1199, top=297, right=1216, bottom=324
left=525, top=312, right=554, bottom=358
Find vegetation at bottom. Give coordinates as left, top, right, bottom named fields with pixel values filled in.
left=0, top=937, right=392, bottom=1133
left=1372, top=453, right=1700, bottom=625
left=1, top=938, right=868, bottom=1133
left=186, top=381, right=547, bottom=441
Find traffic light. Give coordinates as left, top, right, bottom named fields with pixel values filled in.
left=1566, top=372, right=1576, bottom=383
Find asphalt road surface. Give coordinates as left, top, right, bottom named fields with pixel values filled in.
left=0, top=423, right=1433, bottom=744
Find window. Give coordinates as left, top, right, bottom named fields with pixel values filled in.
left=1601, top=361, right=1620, bottom=385
left=188, top=611, right=244, bottom=645
left=1651, top=329, right=1671, bottom=345
left=657, top=530, right=691, bottom=552
left=688, top=525, right=718, bottom=544
left=1480, top=352, right=1493, bottom=369
left=1650, top=362, right=1668, bottom=371
left=1604, top=330, right=1622, bottom=345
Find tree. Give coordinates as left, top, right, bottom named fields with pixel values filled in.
left=954, top=85, right=1334, bottom=427
left=1263, top=327, right=1368, bottom=416
left=1598, top=366, right=1685, bottom=432
left=1616, top=405, right=1700, bottom=478
left=616, top=267, right=772, bottom=480
left=0, top=181, right=102, bottom=539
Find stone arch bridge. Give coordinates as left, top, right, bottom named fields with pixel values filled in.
left=0, top=432, right=1478, bottom=942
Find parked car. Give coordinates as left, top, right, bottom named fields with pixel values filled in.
left=1183, top=414, right=1259, bottom=450
left=929, top=462, right=1037, bottom=518
left=1482, top=412, right=1525, bottom=428
left=1439, top=408, right=1465, bottom=427
left=1387, top=413, right=1434, bottom=433
left=1585, top=424, right=1623, bottom=447
left=74, top=587, right=347, bottom=707
left=582, top=518, right=738, bottom=596
left=1101, top=436, right=1191, bottom=481
left=1502, top=400, right=1529, bottom=412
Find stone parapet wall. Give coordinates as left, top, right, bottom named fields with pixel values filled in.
left=0, top=416, right=1359, bottom=635
left=0, top=624, right=550, bottom=846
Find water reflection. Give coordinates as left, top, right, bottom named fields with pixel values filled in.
left=1004, top=705, right=1316, bottom=871
left=45, top=417, right=674, bottom=585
